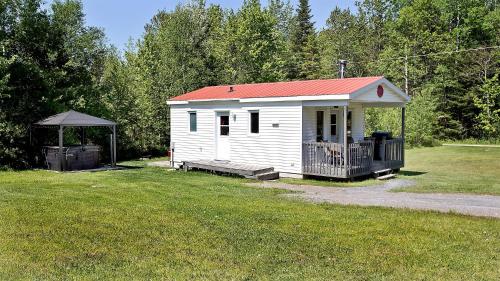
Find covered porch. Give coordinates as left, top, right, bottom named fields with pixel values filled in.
left=301, top=100, right=406, bottom=179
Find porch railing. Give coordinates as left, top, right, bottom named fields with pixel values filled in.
left=347, top=140, right=374, bottom=177
left=302, top=140, right=374, bottom=178
left=384, top=138, right=404, bottom=169
left=303, top=142, right=346, bottom=177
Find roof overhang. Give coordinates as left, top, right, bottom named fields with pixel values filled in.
left=167, top=77, right=410, bottom=105
left=167, top=94, right=351, bottom=105
left=33, top=110, right=117, bottom=127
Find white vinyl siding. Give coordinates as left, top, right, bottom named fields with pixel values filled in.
left=170, top=101, right=303, bottom=175
left=353, top=83, right=406, bottom=103
left=171, top=107, right=216, bottom=162
left=350, top=104, right=365, bottom=142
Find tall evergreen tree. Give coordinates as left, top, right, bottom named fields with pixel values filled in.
left=290, top=0, right=319, bottom=79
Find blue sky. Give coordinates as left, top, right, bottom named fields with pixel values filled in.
left=46, top=0, right=356, bottom=49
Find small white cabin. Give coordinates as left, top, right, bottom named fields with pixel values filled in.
left=167, top=76, right=410, bottom=179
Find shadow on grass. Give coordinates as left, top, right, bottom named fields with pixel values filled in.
left=115, top=165, right=144, bottom=170
left=399, top=170, right=426, bottom=177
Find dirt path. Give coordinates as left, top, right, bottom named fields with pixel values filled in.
left=248, top=180, right=500, bottom=219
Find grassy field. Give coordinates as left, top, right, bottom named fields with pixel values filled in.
left=398, top=146, right=500, bottom=195
left=281, top=146, right=500, bottom=195
left=0, top=158, right=499, bottom=279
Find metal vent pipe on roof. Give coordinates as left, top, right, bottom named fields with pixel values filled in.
left=228, top=86, right=234, bottom=92
left=339, top=60, right=347, bottom=79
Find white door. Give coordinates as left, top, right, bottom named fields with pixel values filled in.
left=216, top=112, right=230, bottom=160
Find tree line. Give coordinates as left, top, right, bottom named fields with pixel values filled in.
left=0, top=0, right=498, bottom=168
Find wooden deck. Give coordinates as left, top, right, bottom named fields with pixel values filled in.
left=182, top=160, right=279, bottom=180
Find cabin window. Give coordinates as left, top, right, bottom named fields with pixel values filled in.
left=330, top=113, right=337, bottom=139
left=220, top=115, right=229, bottom=136
left=250, top=111, right=259, bottom=134
left=189, top=112, right=197, bottom=132
left=316, top=111, right=324, bottom=142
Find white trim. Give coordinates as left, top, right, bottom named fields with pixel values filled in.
left=169, top=94, right=350, bottom=105
left=240, top=94, right=350, bottom=103
left=350, top=77, right=410, bottom=102
left=167, top=101, right=189, bottom=105
left=279, top=172, right=303, bottom=179
left=360, top=102, right=406, bottom=107
left=302, top=100, right=348, bottom=107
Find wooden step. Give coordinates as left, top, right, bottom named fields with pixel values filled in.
left=247, top=171, right=280, bottom=180
left=377, top=173, right=396, bottom=180
left=373, top=168, right=392, bottom=175
left=252, top=167, right=274, bottom=176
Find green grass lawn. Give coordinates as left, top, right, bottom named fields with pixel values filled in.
left=119, top=156, right=170, bottom=167
left=281, top=146, right=500, bottom=195
left=398, top=146, right=500, bottom=195
left=0, top=164, right=499, bottom=279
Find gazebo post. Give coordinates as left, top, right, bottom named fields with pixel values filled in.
left=58, top=125, right=64, bottom=171
left=112, top=125, right=117, bottom=167
left=80, top=127, right=85, bottom=146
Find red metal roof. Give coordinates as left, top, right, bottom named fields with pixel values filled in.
left=170, top=76, right=384, bottom=101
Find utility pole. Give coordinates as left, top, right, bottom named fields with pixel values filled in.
left=339, top=59, right=347, bottom=79
left=404, top=45, right=409, bottom=95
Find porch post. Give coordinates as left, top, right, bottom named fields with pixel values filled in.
left=58, top=125, right=64, bottom=171
left=343, top=105, right=348, bottom=176
left=401, top=107, right=406, bottom=164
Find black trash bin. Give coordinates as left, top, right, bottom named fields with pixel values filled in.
left=372, top=131, right=392, bottom=161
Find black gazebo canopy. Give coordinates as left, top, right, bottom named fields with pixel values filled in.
left=34, top=110, right=117, bottom=170
left=35, top=110, right=117, bottom=127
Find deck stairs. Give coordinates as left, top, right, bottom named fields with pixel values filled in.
left=183, top=160, right=279, bottom=180
left=372, top=167, right=396, bottom=180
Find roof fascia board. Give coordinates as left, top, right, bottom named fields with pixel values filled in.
left=167, top=100, right=190, bottom=105
left=239, top=94, right=350, bottom=103
left=360, top=102, right=406, bottom=108
left=168, top=94, right=350, bottom=104
left=302, top=100, right=349, bottom=107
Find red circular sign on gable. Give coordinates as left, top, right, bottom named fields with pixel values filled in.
left=377, top=85, right=384, bottom=98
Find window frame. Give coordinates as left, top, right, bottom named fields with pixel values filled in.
left=188, top=111, right=197, bottom=133
left=219, top=114, right=230, bottom=136
left=330, top=113, right=337, bottom=139
left=249, top=110, right=260, bottom=134
left=316, top=111, right=324, bottom=142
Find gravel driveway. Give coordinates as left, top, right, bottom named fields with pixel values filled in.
left=249, top=180, right=500, bottom=219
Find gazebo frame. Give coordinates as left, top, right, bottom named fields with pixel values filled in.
left=33, top=110, right=117, bottom=171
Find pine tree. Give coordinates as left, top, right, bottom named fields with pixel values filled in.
left=290, top=0, right=319, bottom=80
